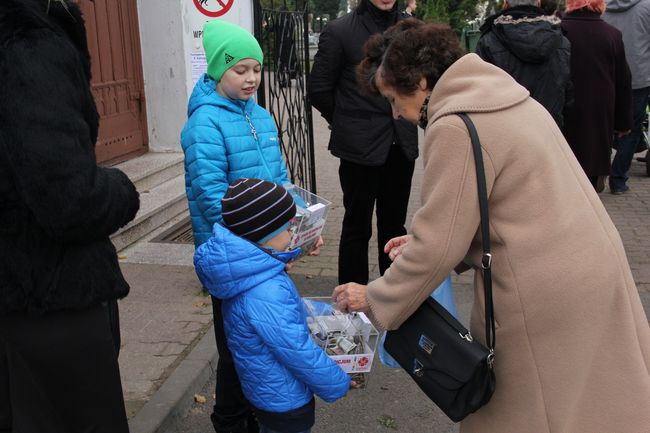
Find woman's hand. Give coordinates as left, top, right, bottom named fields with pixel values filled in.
left=307, top=236, right=324, bottom=256
left=284, top=261, right=294, bottom=273
left=384, top=234, right=412, bottom=262
left=350, top=380, right=362, bottom=389
left=332, top=283, right=369, bottom=313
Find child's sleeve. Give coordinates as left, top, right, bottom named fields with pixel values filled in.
left=278, top=158, right=291, bottom=188
left=247, top=284, right=350, bottom=402
left=181, top=119, right=229, bottom=225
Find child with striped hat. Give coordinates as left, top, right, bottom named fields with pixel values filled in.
left=194, top=178, right=350, bottom=433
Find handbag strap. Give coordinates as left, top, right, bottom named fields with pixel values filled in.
left=457, top=113, right=496, bottom=354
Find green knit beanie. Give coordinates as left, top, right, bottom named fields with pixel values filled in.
left=203, top=20, right=264, bottom=82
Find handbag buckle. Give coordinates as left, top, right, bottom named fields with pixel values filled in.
left=413, top=359, right=424, bottom=377
left=481, top=253, right=492, bottom=269
left=487, top=349, right=495, bottom=368
left=459, top=331, right=473, bottom=342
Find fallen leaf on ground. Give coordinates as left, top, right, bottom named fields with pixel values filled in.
left=194, top=301, right=208, bottom=309
left=305, top=274, right=315, bottom=279
left=377, top=414, right=397, bottom=430
left=194, top=394, right=207, bottom=404
left=118, top=255, right=127, bottom=260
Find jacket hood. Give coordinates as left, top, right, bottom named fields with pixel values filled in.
left=187, top=74, right=256, bottom=117
left=483, top=6, right=564, bottom=63
left=606, top=0, right=643, bottom=11
left=427, top=53, right=529, bottom=123
left=193, top=223, right=301, bottom=300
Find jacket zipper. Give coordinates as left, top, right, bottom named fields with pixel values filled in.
left=244, top=109, right=274, bottom=179
left=244, top=111, right=258, bottom=140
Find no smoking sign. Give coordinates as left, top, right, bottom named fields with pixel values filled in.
left=193, top=0, right=234, bottom=17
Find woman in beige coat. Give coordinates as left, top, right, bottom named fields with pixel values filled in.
left=333, top=19, right=650, bottom=433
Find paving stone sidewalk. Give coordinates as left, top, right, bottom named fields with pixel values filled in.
left=118, top=109, right=650, bottom=429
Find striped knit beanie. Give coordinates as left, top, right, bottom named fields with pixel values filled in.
left=221, top=178, right=296, bottom=244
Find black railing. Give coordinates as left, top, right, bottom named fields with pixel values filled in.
left=254, top=0, right=317, bottom=193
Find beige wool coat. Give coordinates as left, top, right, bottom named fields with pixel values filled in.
left=366, top=54, right=650, bottom=433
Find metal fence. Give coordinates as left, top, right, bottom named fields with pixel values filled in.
left=254, top=0, right=317, bottom=193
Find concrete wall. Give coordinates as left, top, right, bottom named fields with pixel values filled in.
left=137, top=0, right=254, bottom=152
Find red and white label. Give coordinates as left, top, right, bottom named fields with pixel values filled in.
left=331, top=354, right=374, bottom=373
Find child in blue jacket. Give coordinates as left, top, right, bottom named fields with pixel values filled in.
left=181, top=19, right=291, bottom=247
left=194, top=178, right=350, bottom=433
left=181, top=20, right=301, bottom=432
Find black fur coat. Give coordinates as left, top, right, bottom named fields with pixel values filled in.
left=0, top=0, right=140, bottom=316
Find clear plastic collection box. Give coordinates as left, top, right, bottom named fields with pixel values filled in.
left=284, top=184, right=331, bottom=258
left=302, top=297, right=379, bottom=387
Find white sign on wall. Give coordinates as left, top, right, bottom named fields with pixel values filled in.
left=184, top=0, right=254, bottom=95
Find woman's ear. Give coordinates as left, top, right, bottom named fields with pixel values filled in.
left=418, top=77, right=428, bottom=91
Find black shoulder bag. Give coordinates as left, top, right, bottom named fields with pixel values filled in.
left=383, top=113, right=496, bottom=422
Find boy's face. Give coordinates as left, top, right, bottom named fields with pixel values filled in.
left=262, top=228, right=292, bottom=252
left=216, top=58, right=262, bottom=101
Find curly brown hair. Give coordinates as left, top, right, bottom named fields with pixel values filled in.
left=357, top=19, right=464, bottom=97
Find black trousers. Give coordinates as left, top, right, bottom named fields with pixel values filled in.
left=210, top=296, right=258, bottom=433
left=338, top=146, right=415, bottom=284
left=0, top=305, right=129, bottom=433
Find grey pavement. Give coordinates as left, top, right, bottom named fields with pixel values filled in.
left=172, top=273, right=470, bottom=433
left=120, top=109, right=650, bottom=432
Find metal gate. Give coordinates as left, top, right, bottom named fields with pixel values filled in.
left=79, top=0, right=148, bottom=164
left=254, top=1, right=317, bottom=192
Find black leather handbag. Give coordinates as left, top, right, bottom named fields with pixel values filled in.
left=384, top=113, right=496, bottom=422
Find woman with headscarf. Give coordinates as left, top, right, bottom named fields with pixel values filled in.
left=333, top=18, right=650, bottom=433
left=561, top=0, right=633, bottom=192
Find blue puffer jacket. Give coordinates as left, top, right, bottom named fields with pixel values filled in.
left=181, top=74, right=291, bottom=247
left=194, top=224, right=350, bottom=412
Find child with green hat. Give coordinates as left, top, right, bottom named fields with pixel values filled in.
left=180, top=20, right=322, bottom=433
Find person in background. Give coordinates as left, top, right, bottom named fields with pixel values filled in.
left=275, top=6, right=299, bottom=88
left=181, top=19, right=322, bottom=433
left=404, top=0, right=418, bottom=16
left=194, top=179, right=350, bottom=433
left=308, top=0, right=418, bottom=286
left=561, top=0, right=633, bottom=192
left=334, top=19, right=650, bottom=433
left=476, top=0, right=572, bottom=127
left=540, top=0, right=563, bottom=16
left=0, top=1, right=140, bottom=432
left=603, top=0, right=650, bottom=192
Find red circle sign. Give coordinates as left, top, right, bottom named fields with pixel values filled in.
left=193, top=0, right=234, bottom=18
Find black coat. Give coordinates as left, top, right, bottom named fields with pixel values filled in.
left=0, top=0, right=140, bottom=316
left=308, top=0, right=418, bottom=166
left=561, top=10, right=633, bottom=176
left=476, top=6, right=572, bottom=126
